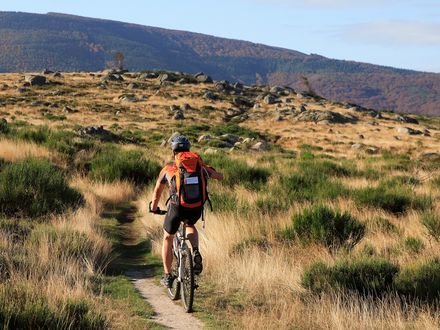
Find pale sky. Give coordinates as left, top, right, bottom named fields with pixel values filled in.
left=2, top=0, right=440, bottom=73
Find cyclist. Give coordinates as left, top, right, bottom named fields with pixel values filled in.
left=150, top=135, right=223, bottom=288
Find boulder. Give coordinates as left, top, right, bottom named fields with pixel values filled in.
left=285, top=98, right=294, bottom=103
left=127, top=83, right=139, bottom=90
left=195, top=73, right=213, bottom=83
left=220, top=134, right=241, bottom=144
left=296, top=110, right=357, bottom=124
left=396, top=127, right=422, bottom=135
left=251, top=141, right=268, bottom=151
left=139, top=72, right=158, bottom=80
left=169, top=105, right=179, bottom=112
left=159, top=73, right=170, bottom=83
left=396, top=115, right=419, bottom=124
left=203, top=91, right=217, bottom=100
left=25, top=75, right=46, bottom=86
left=232, top=97, right=253, bottom=108
left=198, top=134, right=211, bottom=142
left=263, top=94, right=277, bottom=105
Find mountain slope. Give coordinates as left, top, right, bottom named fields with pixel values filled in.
left=0, top=11, right=439, bottom=114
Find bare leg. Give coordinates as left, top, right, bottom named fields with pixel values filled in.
left=162, top=230, right=174, bottom=273
left=185, top=225, right=199, bottom=250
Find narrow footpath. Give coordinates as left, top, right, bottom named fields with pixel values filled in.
left=112, top=204, right=204, bottom=329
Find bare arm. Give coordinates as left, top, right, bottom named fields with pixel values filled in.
left=151, top=168, right=167, bottom=211
left=205, top=166, right=224, bottom=181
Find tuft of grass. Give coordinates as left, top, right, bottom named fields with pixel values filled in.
left=354, top=183, right=431, bottom=214
left=0, top=158, right=83, bottom=218
left=421, top=212, right=440, bottom=241
left=282, top=205, right=365, bottom=250
left=395, top=258, right=440, bottom=302
left=202, top=153, right=270, bottom=190
left=403, top=236, right=425, bottom=254
left=90, top=147, right=160, bottom=185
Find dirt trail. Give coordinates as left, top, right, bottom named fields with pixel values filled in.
left=127, top=270, right=204, bottom=330
left=119, top=204, right=204, bottom=329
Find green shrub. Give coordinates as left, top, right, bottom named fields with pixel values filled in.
left=0, top=119, right=9, bottom=134
left=395, top=259, right=440, bottom=302
left=298, top=159, right=356, bottom=178
left=255, top=195, right=289, bottom=215
left=282, top=205, right=365, bottom=250
left=90, top=147, right=160, bottom=184
left=202, top=153, right=270, bottom=190
left=421, top=213, right=440, bottom=241
left=0, top=158, right=83, bottom=217
left=281, top=173, right=348, bottom=202
left=302, top=258, right=399, bottom=296
left=15, top=125, right=77, bottom=156
left=354, top=184, right=431, bottom=214
left=403, top=236, right=425, bottom=254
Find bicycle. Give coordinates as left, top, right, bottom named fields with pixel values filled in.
left=149, top=203, right=198, bottom=313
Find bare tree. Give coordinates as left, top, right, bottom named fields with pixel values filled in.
left=113, top=51, right=125, bottom=71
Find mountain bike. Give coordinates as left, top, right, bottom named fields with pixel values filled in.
left=149, top=203, right=198, bottom=313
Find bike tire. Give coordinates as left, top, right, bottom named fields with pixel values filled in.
left=167, top=244, right=180, bottom=300
left=180, top=245, right=195, bottom=312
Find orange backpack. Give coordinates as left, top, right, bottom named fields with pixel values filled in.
left=173, top=152, right=208, bottom=209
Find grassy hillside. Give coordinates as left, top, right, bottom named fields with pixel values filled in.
left=0, top=11, right=440, bottom=114
left=0, top=70, right=440, bottom=328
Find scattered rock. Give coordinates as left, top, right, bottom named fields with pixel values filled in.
left=118, top=94, right=138, bottom=104
left=17, top=87, right=30, bottom=93
left=232, top=97, right=253, bottom=108
left=396, top=115, right=419, bottom=124
left=220, top=134, right=240, bottom=144
left=198, top=134, right=211, bottom=142
left=159, top=73, right=170, bottom=83
left=25, top=75, right=46, bottom=86
left=169, top=105, right=179, bottom=112
left=52, top=71, right=62, bottom=78
left=181, top=103, right=191, bottom=111
left=203, top=91, right=217, bottom=100
left=263, top=94, right=277, bottom=105
left=174, top=110, right=185, bottom=120
left=296, top=110, right=357, bottom=124
left=139, top=72, right=158, bottom=80
left=251, top=141, right=268, bottom=151
left=253, top=103, right=261, bottom=110
left=396, top=127, right=422, bottom=135
left=127, top=83, right=139, bottom=90
left=62, top=106, right=78, bottom=113
left=42, top=69, right=54, bottom=75
left=215, top=81, right=231, bottom=92
left=358, top=134, right=365, bottom=139
left=351, top=143, right=379, bottom=154
left=285, top=98, right=294, bottom=103
left=194, top=73, right=213, bottom=83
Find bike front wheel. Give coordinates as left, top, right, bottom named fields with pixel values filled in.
left=167, top=244, right=180, bottom=300
left=180, top=245, right=194, bottom=312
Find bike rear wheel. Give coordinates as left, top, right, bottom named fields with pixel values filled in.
left=167, top=244, right=180, bottom=300
left=180, top=245, right=194, bottom=312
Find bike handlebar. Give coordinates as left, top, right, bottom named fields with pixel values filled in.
left=149, top=202, right=167, bottom=215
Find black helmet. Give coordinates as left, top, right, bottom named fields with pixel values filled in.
left=170, top=135, right=191, bottom=152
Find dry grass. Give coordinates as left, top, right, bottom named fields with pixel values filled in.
left=0, top=138, right=56, bottom=162
left=71, top=176, right=137, bottom=208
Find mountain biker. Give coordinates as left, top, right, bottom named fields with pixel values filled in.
left=150, top=135, right=223, bottom=288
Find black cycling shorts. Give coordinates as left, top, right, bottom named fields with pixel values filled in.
left=163, top=203, right=202, bottom=235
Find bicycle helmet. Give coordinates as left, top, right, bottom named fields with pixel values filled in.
left=170, top=135, right=191, bottom=152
